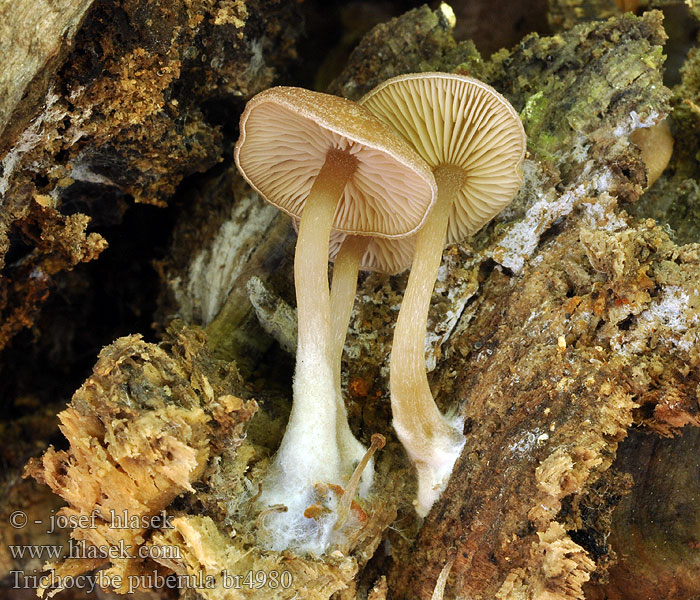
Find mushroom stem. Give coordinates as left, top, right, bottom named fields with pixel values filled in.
left=329, top=235, right=373, bottom=487
left=330, top=235, right=368, bottom=376
left=272, top=148, right=358, bottom=489
left=390, top=164, right=467, bottom=517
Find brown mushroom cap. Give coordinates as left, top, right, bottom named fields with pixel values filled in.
left=234, top=86, right=437, bottom=238
left=360, top=72, right=526, bottom=243
left=629, top=118, right=673, bottom=188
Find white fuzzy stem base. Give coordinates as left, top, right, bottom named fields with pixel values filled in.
left=390, top=165, right=467, bottom=517
left=259, top=150, right=358, bottom=554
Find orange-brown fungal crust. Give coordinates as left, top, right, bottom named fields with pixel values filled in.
left=234, top=86, right=437, bottom=239
left=348, top=376, right=372, bottom=398
left=304, top=503, right=327, bottom=519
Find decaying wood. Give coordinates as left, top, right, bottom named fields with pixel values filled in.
left=157, top=170, right=297, bottom=374
left=0, top=0, right=93, bottom=152
left=24, top=325, right=257, bottom=596
left=22, top=324, right=399, bottom=599
left=586, top=428, right=700, bottom=599
left=3, top=2, right=700, bottom=600
left=325, top=8, right=700, bottom=599
left=0, top=0, right=301, bottom=352
left=546, top=0, right=626, bottom=31
left=154, top=6, right=700, bottom=600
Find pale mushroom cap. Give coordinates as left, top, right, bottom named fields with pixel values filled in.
left=291, top=218, right=415, bottom=275
left=329, top=230, right=415, bottom=275
left=234, top=86, right=437, bottom=238
left=360, top=72, right=526, bottom=243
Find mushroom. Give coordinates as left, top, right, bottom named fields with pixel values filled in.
left=360, top=72, right=527, bottom=516
left=628, top=118, right=673, bottom=188
left=234, top=86, right=436, bottom=552
left=327, top=231, right=416, bottom=495
left=329, top=235, right=372, bottom=489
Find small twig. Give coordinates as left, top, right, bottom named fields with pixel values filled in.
left=250, top=481, right=263, bottom=504
left=246, top=275, right=297, bottom=354
left=431, top=556, right=456, bottom=600
left=335, top=433, right=386, bottom=530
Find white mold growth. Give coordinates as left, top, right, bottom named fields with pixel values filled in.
left=492, top=159, right=630, bottom=273
left=257, top=488, right=341, bottom=556
left=612, top=109, right=661, bottom=138
left=611, top=285, right=700, bottom=355
left=508, top=428, right=546, bottom=457
left=69, top=162, right=118, bottom=187
left=0, top=90, right=65, bottom=200
left=492, top=184, right=582, bottom=273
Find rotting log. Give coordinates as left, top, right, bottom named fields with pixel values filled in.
left=153, top=6, right=700, bottom=599
left=329, top=8, right=700, bottom=600
left=157, top=6, right=700, bottom=600
left=4, top=3, right=700, bottom=600
left=156, top=170, right=297, bottom=375
left=587, top=428, right=700, bottom=600
left=0, top=0, right=93, bottom=153
left=0, top=0, right=302, bottom=351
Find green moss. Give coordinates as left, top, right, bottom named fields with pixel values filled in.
left=641, top=45, right=666, bottom=69
left=521, top=90, right=547, bottom=124
left=483, top=12, right=670, bottom=179
left=520, top=91, right=557, bottom=160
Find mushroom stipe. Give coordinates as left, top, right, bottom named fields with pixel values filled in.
left=361, top=72, right=526, bottom=516
left=235, top=85, right=436, bottom=553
